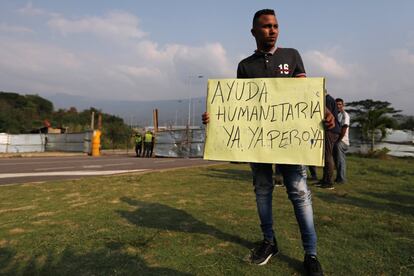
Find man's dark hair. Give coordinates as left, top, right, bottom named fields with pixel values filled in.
left=253, top=9, right=275, bottom=27
left=335, top=98, right=344, bottom=103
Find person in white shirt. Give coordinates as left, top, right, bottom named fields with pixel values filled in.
left=334, top=98, right=350, bottom=183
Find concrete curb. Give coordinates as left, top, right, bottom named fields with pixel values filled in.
left=0, top=152, right=88, bottom=158
left=0, top=149, right=132, bottom=158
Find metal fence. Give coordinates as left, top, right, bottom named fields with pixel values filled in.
left=154, top=128, right=205, bottom=158
left=0, top=132, right=92, bottom=153
left=46, top=132, right=92, bottom=152
left=0, top=133, right=45, bottom=153
left=2, top=128, right=411, bottom=157
left=348, top=128, right=413, bottom=157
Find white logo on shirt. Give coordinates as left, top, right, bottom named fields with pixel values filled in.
left=278, top=64, right=290, bottom=75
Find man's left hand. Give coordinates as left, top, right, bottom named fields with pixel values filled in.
left=324, top=109, right=335, bottom=129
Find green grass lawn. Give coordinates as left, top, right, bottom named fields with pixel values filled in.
left=0, top=156, right=413, bottom=275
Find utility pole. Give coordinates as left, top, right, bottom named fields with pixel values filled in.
left=98, top=114, right=102, bottom=130
left=90, top=111, right=95, bottom=130
left=187, top=97, right=191, bottom=127
left=153, top=109, right=159, bottom=133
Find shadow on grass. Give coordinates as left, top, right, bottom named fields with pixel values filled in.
left=118, top=197, right=305, bottom=274
left=316, top=191, right=414, bottom=216
left=201, top=167, right=252, bottom=183
left=118, top=197, right=254, bottom=249
left=0, top=246, right=191, bottom=275
left=367, top=165, right=414, bottom=177
left=362, top=191, right=414, bottom=207
left=277, top=253, right=304, bottom=274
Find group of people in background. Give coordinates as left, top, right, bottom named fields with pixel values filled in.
left=134, top=130, right=154, bottom=158
left=315, top=96, right=351, bottom=189
left=334, top=98, right=351, bottom=184
left=275, top=96, right=351, bottom=190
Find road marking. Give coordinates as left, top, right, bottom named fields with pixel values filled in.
left=102, top=162, right=133, bottom=167
left=154, top=160, right=175, bottom=163
left=35, top=166, right=75, bottom=171
left=0, top=169, right=149, bottom=178
left=32, top=163, right=133, bottom=171
left=0, top=157, right=136, bottom=166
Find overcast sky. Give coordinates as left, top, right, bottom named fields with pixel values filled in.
left=1, top=1, right=413, bottom=114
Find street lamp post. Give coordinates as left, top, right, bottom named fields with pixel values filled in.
left=187, top=75, right=204, bottom=128
left=185, top=75, right=204, bottom=158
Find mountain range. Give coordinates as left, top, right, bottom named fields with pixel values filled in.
left=48, top=93, right=207, bottom=127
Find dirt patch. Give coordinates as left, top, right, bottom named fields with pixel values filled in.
left=177, top=199, right=188, bottom=204
left=193, top=199, right=203, bottom=206
left=64, top=192, right=81, bottom=199
left=123, top=246, right=140, bottom=255
left=36, top=255, right=47, bottom=267
left=61, top=220, right=79, bottom=229
left=217, top=242, right=230, bottom=247
left=70, top=202, right=89, bottom=208
left=0, top=205, right=36, bottom=214
left=218, top=213, right=235, bottom=220
left=9, top=228, right=25, bottom=234
left=202, top=247, right=216, bottom=255
left=320, top=216, right=333, bottom=222
left=31, top=219, right=52, bottom=225
left=35, top=211, right=56, bottom=217
left=0, top=239, right=8, bottom=247
left=67, top=199, right=82, bottom=204
left=40, top=188, right=66, bottom=193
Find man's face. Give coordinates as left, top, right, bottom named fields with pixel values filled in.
left=336, top=101, right=344, bottom=112
left=252, top=14, right=279, bottom=51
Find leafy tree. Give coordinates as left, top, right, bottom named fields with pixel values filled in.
left=393, top=115, right=414, bottom=130
left=101, top=113, right=132, bottom=149
left=0, top=92, right=132, bottom=149
left=26, top=94, right=53, bottom=115
left=0, top=92, right=52, bottom=133
left=400, top=117, right=414, bottom=130
left=347, top=99, right=400, bottom=151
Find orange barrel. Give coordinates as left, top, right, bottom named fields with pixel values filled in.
left=92, top=130, right=101, bottom=156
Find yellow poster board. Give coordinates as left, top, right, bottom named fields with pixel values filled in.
left=203, top=78, right=325, bottom=166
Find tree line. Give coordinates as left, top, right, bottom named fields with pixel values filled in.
left=1, top=92, right=413, bottom=151
left=0, top=92, right=132, bottom=149
left=347, top=99, right=413, bottom=151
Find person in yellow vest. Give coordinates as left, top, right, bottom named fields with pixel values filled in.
left=134, top=133, right=143, bottom=157
left=143, top=130, right=153, bottom=158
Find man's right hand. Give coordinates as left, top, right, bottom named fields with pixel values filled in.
left=202, top=112, right=210, bottom=124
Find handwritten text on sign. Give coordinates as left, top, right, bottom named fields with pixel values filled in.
left=203, top=78, right=325, bottom=166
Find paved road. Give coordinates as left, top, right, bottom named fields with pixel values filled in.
left=0, top=154, right=223, bottom=185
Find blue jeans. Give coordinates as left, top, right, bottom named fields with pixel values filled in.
left=250, top=163, right=317, bottom=255
left=334, top=141, right=349, bottom=182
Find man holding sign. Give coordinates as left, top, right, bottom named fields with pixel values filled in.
left=203, top=9, right=328, bottom=275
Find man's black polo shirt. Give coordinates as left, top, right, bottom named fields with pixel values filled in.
left=237, top=47, right=306, bottom=79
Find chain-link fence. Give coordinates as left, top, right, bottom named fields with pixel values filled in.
left=154, top=128, right=205, bottom=158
